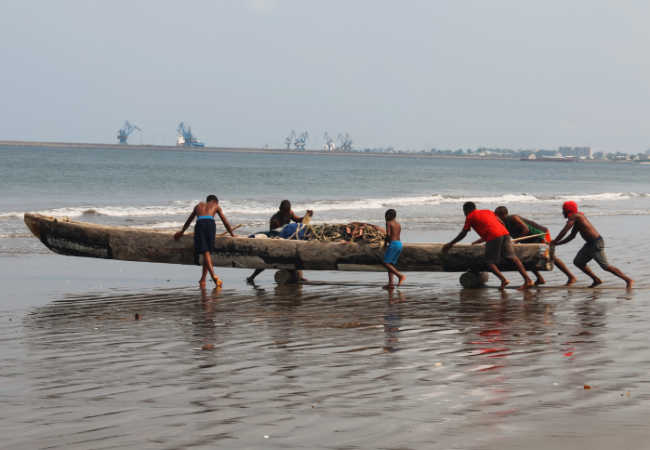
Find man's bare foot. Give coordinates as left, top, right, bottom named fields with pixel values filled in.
left=517, top=280, right=534, bottom=291
left=499, top=279, right=510, bottom=290
left=565, top=276, right=577, bottom=286
left=397, top=275, right=406, bottom=286
left=535, top=277, right=546, bottom=286
left=199, top=280, right=206, bottom=288
left=589, top=278, right=603, bottom=288
left=382, top=284, right=395, bottom=290
left=626, top=279, right=634, bottom=289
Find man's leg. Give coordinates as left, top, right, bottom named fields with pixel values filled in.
left=554, top=256, right=577, bottom=286
left=382, top=263, right=405, bottom=288
left=532, top=269, right=546, bottom=285
left=497, top=236, right=532, bottom=290
left=510, top=256, right=534, bottom=289
left=592, top=243, right=633, bottom=288
left=576, top=263, right=602, bottom=287
left=487, top=263, right=510, bottom=290
left=247, top=269, right=264, bottom=284
left=574, top=245, right=602, bottom=287
left=384, top=268, right=394, bottom=289
left=485, top=238, right=509, bottom=289
left=199, top=261, right=208, bottom=288
left=203, top=251, right=222, bottom=287
left=602, top=265, right=634, bottom=288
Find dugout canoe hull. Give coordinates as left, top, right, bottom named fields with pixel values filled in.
left=24, top=213, right=553, bottom=272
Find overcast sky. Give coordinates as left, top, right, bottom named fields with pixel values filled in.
left=1, top=0, right=649, bottom=152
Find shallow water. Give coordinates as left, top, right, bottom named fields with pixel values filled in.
left=2, top=278, right=649, bottom=449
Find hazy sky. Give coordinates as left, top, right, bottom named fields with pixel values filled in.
left=1, top=0, right=649, bottom=152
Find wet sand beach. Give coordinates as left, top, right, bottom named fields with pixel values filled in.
left=1, top=215, right=649, bottom=449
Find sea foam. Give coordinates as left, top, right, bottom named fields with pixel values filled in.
left=1, top=192, right=646, bottom=220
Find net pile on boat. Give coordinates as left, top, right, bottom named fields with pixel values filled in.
left=300, top=223, right=386, bottom=247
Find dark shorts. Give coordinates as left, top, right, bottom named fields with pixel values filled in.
left=574, top=236, right=609, bottom=269
left=194, top=219, right=216, bottom=254
left=485, top=235, right=516, bottom=265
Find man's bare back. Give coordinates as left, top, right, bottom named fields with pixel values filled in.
left=194, top=201, right=220, bottom=217
left=386, top=220, right=401, bottom=243
left=570, top=213, right=601, bottom=243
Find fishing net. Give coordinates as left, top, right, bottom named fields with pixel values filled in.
left=300, top=223, right=386, bottom=247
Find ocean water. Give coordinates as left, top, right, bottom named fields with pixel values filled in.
left=1, top=146, right=649, bottom=249
left=1, top=146, right=649, bottom=449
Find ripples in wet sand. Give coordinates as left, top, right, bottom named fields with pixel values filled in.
left=2, top=284, right=649, bottom=449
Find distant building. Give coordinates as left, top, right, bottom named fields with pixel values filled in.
left=537, top=149, right=559, bottom=157
left=559, top=146, right=592, bottom=159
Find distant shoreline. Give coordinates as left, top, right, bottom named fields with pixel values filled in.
left=0, top=139, right=638, bottom=163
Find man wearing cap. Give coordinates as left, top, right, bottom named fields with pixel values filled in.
left=551, top=201, right=633, bottom=288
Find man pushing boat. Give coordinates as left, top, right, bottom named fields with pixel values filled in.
left=443, top=202, right=534, bottom=290
left=174, top=195, right=235, bottom=288
left=493, top=206, right=576, bottom=286
left=551, top=201, right=633, bottom=288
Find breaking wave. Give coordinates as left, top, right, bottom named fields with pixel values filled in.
left=1, top=192, right=647, bottom=220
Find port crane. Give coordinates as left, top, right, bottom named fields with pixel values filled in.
left=116, top=121, right=141, bottom=144
left=337, top=133, right=353, bottom=151
left=177, top=122, right=205, bottom=148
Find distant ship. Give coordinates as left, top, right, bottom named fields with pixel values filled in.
left=176, top=134, right=205, bottom=148
left=521, top=154, right=577, bottom=162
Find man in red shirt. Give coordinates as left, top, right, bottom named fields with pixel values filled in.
left=443, top=202, right=534, bottom=290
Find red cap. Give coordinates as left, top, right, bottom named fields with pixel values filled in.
left=562, top=201, right=578, bottom=215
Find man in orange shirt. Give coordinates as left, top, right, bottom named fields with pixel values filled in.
left=443, top=202, right=534, bottom=290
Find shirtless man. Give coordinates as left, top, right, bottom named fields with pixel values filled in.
left=246, top=200, right=313, bottom=284
left=382, top=209, right=405, bottom=289
left=443, top=202, right=534, bottom=290
left=494, top=206, right=576, bottom=286
left=270, top=200, right=313, bottom=232
left=174, top=195, right=235, bottom=288
left=551, top=201, right=633, bottom=288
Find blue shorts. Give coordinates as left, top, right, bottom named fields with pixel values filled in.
left=383, top=240, right=403, bottom=264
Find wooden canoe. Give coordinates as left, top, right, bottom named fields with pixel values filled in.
left=24, top=213, right=553, bottom=273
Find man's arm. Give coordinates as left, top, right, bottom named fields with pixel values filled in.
left=551, top=219, right=576, bottom=246
left=384, top=221, right=393, bottom=248
left=291, top=210, right=314, bottom=223
left=443, top=229, right=469, bottom=252
left=216, top=206, right=235, bottom=237
left=512, top=215, right=530, bottom=235
left=472, top=237, right=485, bottom=245
left=174, top=207, right=197, bottom=240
